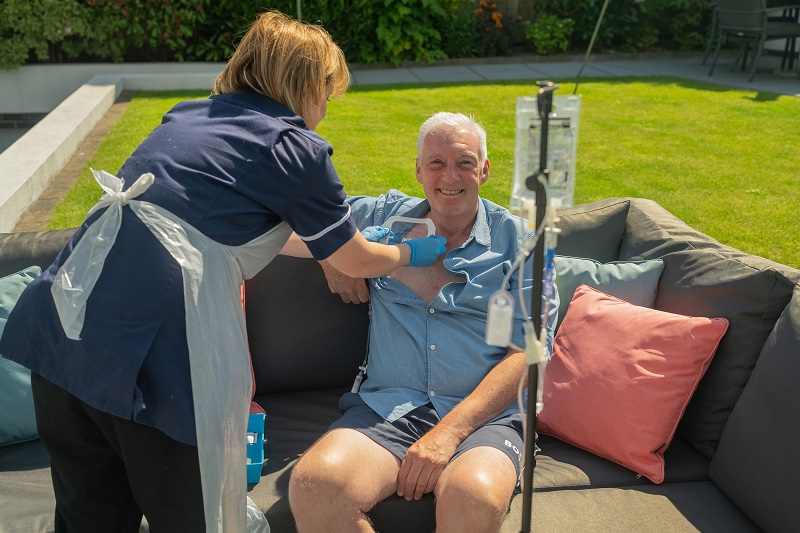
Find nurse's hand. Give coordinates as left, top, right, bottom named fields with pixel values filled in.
left=405, top=236, right=447, bottom=267
left=360, top=226, right=393, bottom=243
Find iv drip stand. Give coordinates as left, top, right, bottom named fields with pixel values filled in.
left=519, top=80, right=558, bottom=533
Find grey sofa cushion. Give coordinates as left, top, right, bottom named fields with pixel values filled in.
left=0, top=229, right=74, bottom=278
left=502, top=481, right=760, bottom=533
left=585, top=199, right=800, bottom=459
left=0, top=439, right=55, bottom=532
left=555, top=198, right=629, bottom=262
left=654, top=251, right=796, bottom=459
left=245, top=256, right=369, bottom=393
left=708, top=285, right=800, bottom=533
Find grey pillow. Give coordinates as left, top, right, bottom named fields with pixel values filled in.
left=708, top=286, right=800, bottom=533
left=555, top=255, right=665, bottom=329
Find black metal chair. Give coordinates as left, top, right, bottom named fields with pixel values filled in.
left=709, top=0, right=800, bottom=81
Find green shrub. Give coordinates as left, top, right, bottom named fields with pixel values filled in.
left=473, top=1, right=524, bottom=57
left=0, top=0, right=716, bottom=70
left=645, top=0, right=712, bottom=51
left=434, top=1, right=481, bottom=58
left=523, top=15, right=574, bottom=55
left=0, top=0, right=94, bottom=70
left=534, top=0, right=657, bottom=53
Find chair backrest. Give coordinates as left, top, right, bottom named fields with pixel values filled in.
left=716, top=0, right=766, bottom=33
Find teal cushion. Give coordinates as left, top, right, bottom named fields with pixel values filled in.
left=0, top=265, right=42, bottom=446
left=555, top=256, right=664, bottom=329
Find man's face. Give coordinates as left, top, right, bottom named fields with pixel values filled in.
left=416, top=126, right=489, bottom=222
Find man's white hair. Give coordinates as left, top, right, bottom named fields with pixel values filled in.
left=417, top=112, right=488, bottom=164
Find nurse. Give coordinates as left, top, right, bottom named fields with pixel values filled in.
left=0, top=10, right=445, bottom=533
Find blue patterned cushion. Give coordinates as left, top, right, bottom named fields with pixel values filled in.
left=0, top=266, right=42, bottom=446
left=555, top=256, right=664, bottom=329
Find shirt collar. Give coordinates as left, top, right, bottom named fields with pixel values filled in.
left=400, top=197, right=491, bottom=248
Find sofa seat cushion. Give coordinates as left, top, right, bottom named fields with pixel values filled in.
left=0, top=439, right=55, bottom=532
left=500, top=481, right=760, bottom=533
left=249, top=389, right=712, bottom=533
left=535, top=434, right=710, bottom=490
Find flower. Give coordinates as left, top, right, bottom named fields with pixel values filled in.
left=492, top=11, right=503, bottom=28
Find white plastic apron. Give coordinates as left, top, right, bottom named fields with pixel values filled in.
left=51, top=169, right=290, bottom=532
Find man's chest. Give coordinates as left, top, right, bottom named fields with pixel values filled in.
left=390, top=259, right=466, bottom=303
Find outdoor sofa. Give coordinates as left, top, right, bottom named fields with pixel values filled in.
left=1, top=197, right=798, bottom=532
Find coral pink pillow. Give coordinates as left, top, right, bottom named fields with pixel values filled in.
left=537, top=284, right=729, bottom=483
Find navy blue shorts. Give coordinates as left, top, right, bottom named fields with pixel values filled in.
left=329, top=393, right=525, bottom=488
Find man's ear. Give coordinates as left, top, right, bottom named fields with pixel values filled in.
left=480, top=159, right=490, bottom=185
left=416, top=158, right=423, bottom=184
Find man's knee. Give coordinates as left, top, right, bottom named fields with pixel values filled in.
left=435, top=450, right=516, bottom=517
left=289, top=429, right=398, bottom=509
left=289, top=439, right=346, bottom=501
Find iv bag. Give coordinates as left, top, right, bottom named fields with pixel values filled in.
left=511, top=94, right=581, bottom=211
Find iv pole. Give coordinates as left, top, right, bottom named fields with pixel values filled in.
left=519, top=79, right=558, bottom=533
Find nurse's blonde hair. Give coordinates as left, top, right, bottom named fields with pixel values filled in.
left=213, top=10, right=350, bottom=124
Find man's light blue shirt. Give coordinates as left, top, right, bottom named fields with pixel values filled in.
left=348, top=190, right=559, bottom=423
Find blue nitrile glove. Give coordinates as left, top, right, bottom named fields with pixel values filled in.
left=361, top=226, right=392, bottom=243
left=405, top=235, right=447, bottom=267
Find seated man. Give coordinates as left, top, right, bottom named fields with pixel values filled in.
left=286, top=112, right=558, bottom=533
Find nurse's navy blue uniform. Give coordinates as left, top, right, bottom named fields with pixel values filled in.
left=0, top=93, right=357, bottom=447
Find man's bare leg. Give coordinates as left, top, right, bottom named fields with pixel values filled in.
left=433, top=446, right=517, bottom=533
left=289, top=428, right=401, bottom=533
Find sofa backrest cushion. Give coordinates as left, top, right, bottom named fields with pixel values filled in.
left=708, top=285, right=800, bottom=533
left=245, top=256, right=369, bottom=393
left=555, top=198, right=629, bottom=262
left=558, top=198, right=800, bottom=459
left=656, top=251, right=796, bottom=459
left=0, top=230, right=75, bottom=278
left=605, top=199, right=800, bottom=459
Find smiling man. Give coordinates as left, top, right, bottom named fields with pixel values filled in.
left=288, top=112, right=558, bottom=533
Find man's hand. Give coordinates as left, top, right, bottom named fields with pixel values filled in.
left=319, top=260, right=370, bottom=304
left=396, top=426, right=461, bottom=501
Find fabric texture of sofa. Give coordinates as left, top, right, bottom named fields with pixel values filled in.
left=1, top=197, right=798, bottom=533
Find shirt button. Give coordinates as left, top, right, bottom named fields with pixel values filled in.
left=430, top=390, right=436, bottom=396
left=430, top=344, right=436, bottom=351
left=429, top=308, right=435, bottom=314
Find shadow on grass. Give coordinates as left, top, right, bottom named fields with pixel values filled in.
left=347, top=75, right=788, bottom=103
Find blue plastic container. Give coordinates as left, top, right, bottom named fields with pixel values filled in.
left=246, top=413, right=266, bottom=484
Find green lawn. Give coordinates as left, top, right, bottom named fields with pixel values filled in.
left=49, top=77, right=800, bottom=268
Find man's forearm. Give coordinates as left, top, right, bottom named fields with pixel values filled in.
left=433, top=350, right=527, bottom=443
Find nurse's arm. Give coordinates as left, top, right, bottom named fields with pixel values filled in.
left=280, top=231, right=411, bottom=281
left=280, top=232, right=314, bottom=258
left=325, top=231, right=411, bottom=279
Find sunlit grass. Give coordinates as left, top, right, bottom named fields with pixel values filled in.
left=49, top=78, right=800, bottom=267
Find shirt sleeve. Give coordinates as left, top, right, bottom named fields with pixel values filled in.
left=278, top=142, right=357, bottom=260
left=346, top=195, right=384, bottom=229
